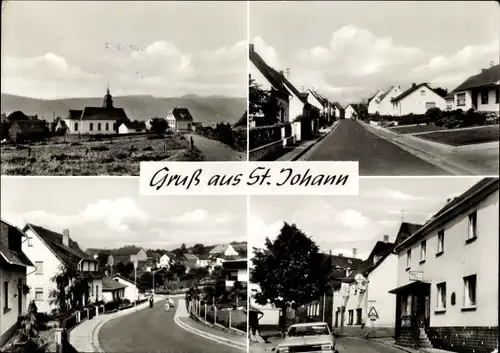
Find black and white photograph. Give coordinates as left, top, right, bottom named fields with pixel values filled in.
left=0, top=1, right=247, bottom=176
left=248, top=1, right=499, bottom=176
left=0, top=177, right=248, bottom=352
left=249, top=177, right=499, bottom=353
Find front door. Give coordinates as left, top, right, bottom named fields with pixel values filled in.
left=414, top=293, right=430, bottom=329
left=335, top=310, right=339, bottom=327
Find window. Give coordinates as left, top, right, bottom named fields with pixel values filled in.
left=35, top=261, right=43, bottom=275
left=35, top=288, right=43, bottom=301
left=457, top=93, right=466, bottom=106
left=74, top=122, right=78, bottom=132
left=496, top=89, right=499, bottom=104
left=27, top=237, right=33, bottom=247
left=356, top=308, right=362, bottom=325
left=437, top=230, right=444, bottom=255
left=420, top=240, right=426, bottom=263
left=481, top=91, right=489, bottom=105
left=227, top=271, right=238, bottom=281
left=406, top=249, right=411, bottom=270
left=463, top=275, right=477, bottom=307
left=105, top=123, right=109, bottom=131
left=425, top=102, right=436, bottom=110
left=97, top=122, right=101, bottom=131
left=90, top=284, right=94, bottom=296
left=436, top=282, right=446, bottom=309
left=348, top=310, right=354, bottom=325
left=467, top=211, right=477, bottom=241
left=421, top=90, right=426, bottom=96
left=3, top=282, right=8, bottom=310
left=89, top=123, right=93, bottom=131
left=96, top=285, right=99, bottom=300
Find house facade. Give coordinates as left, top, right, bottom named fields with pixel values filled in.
left=64, top=86, right=128, bottom=135
left=22, top=224, right=103, bottom=314
left=118, top=121, right=146, bottom=134
left=109, top=274, right=139, bottom=303
left=390, top=178, right=499, bottom=353
left=223, top=259, right=248, bottom=290
left=368, top=89, right=385, bottom=115
left=391, top=83, right=447, bottom=116
left=209, top=244, right=239, bottom=258
left=9, top=120, right=47, bottom=142
left=101, top=278, right=126, bottom=302
left=165, top=108, right=193, bottom=132
left=158, top=253, right=175, bottom=268
left=0, top=220, right=34, bottom=346
left=334, top=236, right=397, bottom=338
left=377, top=85, right=403, bottom=116
left=114, top=248, right=148, bottom=265
left=449, top=65, right=499, bottom=116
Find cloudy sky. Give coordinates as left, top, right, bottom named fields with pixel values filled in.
left=1, top=1, right=246, bottom=99
left=249, top=177, right=483, bottom=261
left=250, top=1, right=499, bottom=105
left=1, top=178, right=247, bottom=251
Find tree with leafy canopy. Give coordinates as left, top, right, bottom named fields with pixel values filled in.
left=191, top=243, right=206, bottom=256
left=249, top=76, right=269, bottom=116
left=251, top=222, right=331, bottom=332
left=228, top=281, right=245, bottom=309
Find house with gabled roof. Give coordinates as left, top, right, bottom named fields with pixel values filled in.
left=389, top=178, right=499, bottom=352
left=209, top=244, right=239, bottom=258
left=332, top=102, right=344, bottom=119
left=449, top=64, right=499, bottom=115
left=390, top=83, right=446, bottom=116
left=64, top=85, right=128, bottom=135
left=118, top=120, right=146, bottom=134
left=367, top=89, right=386, bottom=115
left=345, top=104, right=368, bottom=120
left=377, top=85, right=403, bottom=116
left=21, top=224, right=104, bottom=313
left=101, top=277, right=127, bottom=302
left=108, top=274, right=139, bottom=303
left=0, top=219, right=34, bottom=345
left=8, top=120, right=47, bottom=142
left=165, top=107, right=194, bottom=132
left=113, top=247, right=147, bottom=265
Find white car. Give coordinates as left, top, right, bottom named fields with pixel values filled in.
left=277, top=322, right=338, bottom=353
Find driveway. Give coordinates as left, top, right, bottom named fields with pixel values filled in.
left=188, top=134, right=246, bottom=161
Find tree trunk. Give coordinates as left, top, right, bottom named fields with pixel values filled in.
left=280, top=304, right=288, bottom=334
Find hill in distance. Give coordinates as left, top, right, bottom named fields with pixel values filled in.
left=1, top=93, right=246, bottom=126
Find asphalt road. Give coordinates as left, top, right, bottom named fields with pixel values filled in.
left=300, top=119, right=450, bottom=176
left=336, top=337, right=410, bottom=353
left=98, top=300, right=240, bottom=353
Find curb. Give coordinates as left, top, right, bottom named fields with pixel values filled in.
left=292, top=122, right=340, bottom=161
left=350, top=336, right=420, bottom=353
left=173, top=301, right=246, bottom=351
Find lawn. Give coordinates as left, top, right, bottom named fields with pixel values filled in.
left=390, top=124, right=447, bottom=134
left=416, top=125, right=500, bottom=146
left=0, top=134, right=204, bottom=175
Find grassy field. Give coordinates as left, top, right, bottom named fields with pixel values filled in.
left=416, top=125, right=500, bottom=146
left=390, top=124, right=447, bottom=134
left=0, top=134, right=204, bottom=175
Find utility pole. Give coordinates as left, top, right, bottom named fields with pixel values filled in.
left=134, top=260, right=137, bottom=310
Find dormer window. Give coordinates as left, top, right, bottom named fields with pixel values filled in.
left=373, top=255, right=380, bottom=264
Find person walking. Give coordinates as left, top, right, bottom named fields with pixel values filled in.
left=164, top=299, right=170, bottom=311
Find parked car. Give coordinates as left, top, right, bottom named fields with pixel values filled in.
left=277, top=322, right=338, bottom=353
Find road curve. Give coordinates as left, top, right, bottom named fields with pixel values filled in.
left=98, top=299, right=241, bottom=353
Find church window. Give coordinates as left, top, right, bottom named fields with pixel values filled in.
left=74, top=122, right=78, bottom=132
left=90, top=123, right=93, bottom=131
left=105, top=123, right=109, bottom=131
left=97, top=123, right=101, bottom=131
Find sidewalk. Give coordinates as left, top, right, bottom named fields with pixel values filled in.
left=249, top=336, right=283, bottom=353
left=370, top=337, right=459, bottom=353
left=362, top=122, right=499, bottom=175
left=69, top=296, right=166, bottom=352
left=277, top=121, right=339, bottom=161
left=174, top=299, right=246, bottom=350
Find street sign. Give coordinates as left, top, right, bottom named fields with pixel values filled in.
left=340, top=283, right=349, bottom=296
left=409, top=271, right=423, bottom=281
left=354, top=273, right=366, bottom=284
left=368, top=306, right=379, bottom=321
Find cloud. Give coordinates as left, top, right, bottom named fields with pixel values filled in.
left=283, top=25, right=499, bottom=104
left=3, top=198, right=245, bottom=249
left=253, top=36, right=280, bottom=69
left=2, top=40, right=247, bottom=98
left=363, top=188, right=425, bottom=201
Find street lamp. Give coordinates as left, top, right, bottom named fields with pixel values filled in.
left=149, top=265, right=166, bottom=296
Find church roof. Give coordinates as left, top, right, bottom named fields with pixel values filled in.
left=80, top=107, right=128, bottom=121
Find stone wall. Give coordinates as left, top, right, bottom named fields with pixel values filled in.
left=428, top=326, right=498, bottom=353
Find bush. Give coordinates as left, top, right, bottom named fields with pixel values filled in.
left=425, top=107, right=442, bottom=123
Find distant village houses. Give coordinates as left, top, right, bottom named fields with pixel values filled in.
left=165, top=107, right=194, bottom=132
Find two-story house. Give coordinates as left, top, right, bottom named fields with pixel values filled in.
left=165, top=107, right=194, bottom=132
left=158, top=252, right=176, bottom=269
left=389, top=178, right=499, bottom=353
left=377, top=85, right=403, bottom=116
left=390, top=83, right=447, bottom=116
left=367, top=89, right=386, bottom=115
left=222, top=259, right=248, bottom=290
left=21, top=224, right=103, bottom=313
left=449, top=64, right=499, bottom=116
left=0, top=220, right=34, bottom=346
left=114, top=247, right=147, bottom=265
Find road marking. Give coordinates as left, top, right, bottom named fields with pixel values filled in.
left=174, top=299, right=246, bottom=351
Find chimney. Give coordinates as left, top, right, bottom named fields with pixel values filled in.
left=383, top=235, right=389, bottom=243
left=338, top=253, right=343, bottom=257
left=249, top=43, right=254, bottom=53
left=412, top=83, right=416, bottom=88
left=352, top=248, right=358, bottom=258
left=279, top=70, right=284, bottom=77
left=62, top=229, right=70, bottom=247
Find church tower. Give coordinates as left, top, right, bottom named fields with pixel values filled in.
left=103, top=81, right=114, bottom=109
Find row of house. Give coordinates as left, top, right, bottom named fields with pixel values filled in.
left=250, top=178, right=498, bottom=353
left=366, top=64, right=499, bottom=117
left=249, top=43, right=343, bottom=136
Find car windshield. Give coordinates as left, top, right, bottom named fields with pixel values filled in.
left=287, top=325, right=330, bottom=337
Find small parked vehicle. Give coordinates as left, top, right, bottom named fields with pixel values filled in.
left=277, top=322, right=338, bottom=353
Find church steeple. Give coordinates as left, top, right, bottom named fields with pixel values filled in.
left=103, top=81, right=113, bottom=109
